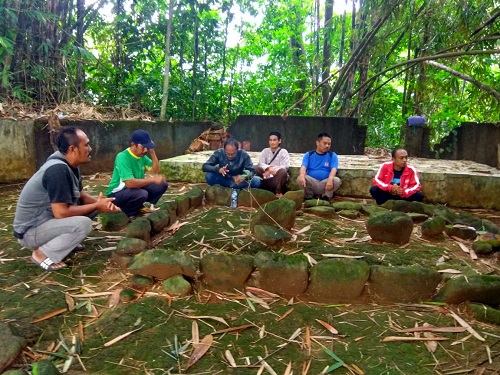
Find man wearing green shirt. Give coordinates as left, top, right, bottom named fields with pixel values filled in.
left=106, top=130, right=168, bottom=217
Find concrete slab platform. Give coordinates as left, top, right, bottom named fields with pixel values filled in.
left=160, top=151, right=500, bottom=210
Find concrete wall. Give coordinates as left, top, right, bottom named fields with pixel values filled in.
left=406, top=122, right=500, bottom=168
left=0, top=120, right=37, bottom=182
left=228, top=115, right=366, bottom=154
left=0, top=119, right=212, bottom=182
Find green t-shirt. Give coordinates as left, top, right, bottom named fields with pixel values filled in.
left=106, top=148, right=153, bottom=195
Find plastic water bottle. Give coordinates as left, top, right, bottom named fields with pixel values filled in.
left=230, top=189, right=238, bottom=208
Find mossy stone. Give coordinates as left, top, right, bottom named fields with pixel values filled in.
left=162, top=275, right=192, bottom=297
left=200, top=253, right=254, bottom=291
left=253, top=224, right=292, bottom=246
left=331, top=201, right=362, bottom=211
left=366, top=211, right=414, bottom=244
left=147, top=209, right=170, bottom=234
left=100, top=211, right=129, bottom=231
left=185, top=186, right=204, bottom=209
left=421, top=216, right=446, bottom=239
left=433, top=204, right=458, bottom=224
left=407, top=212, right=428, bottom=223
left=369, top=265, right=442, bottom=303
left=204, top=185, right=231, bottom=206
left=120, top=288, right=136, bottom=302
left=254, top=252, right=309, bottom=297
left=468, top=303, right=500, bottom=325
left=481, top=219, right=500, bottom=234
left=433, top=275, right=500, bottom=305
left=130, top=275, right=155, bottom=289
left=392, top=200, right=429, bottom=215
left=306, top=259, right=370, bottom=303
left=283, top=190, right=304, bottom=210
left=3, top=370, right=27, bottom=375
left=477, top=233, right=500, bottom=248
left=115, top=237, right=148, bottom=255
left=455, top=211, right=483, bottom=229
left=304, top=199, right=331, bottom=208
left=0, top=322, right=26, bottom=374
left=126, top=217, right=152, bottom=243
left=360, top=204, right=388, bottom=216
left=129, top=248, right=197, bottom=280
left=110, top=252, right=133, bottom=269
left=31, top=359, right=61, bottom=375
left=444, top=225, right=477, bottom=241
left=380, top=200, right=395, bottom=210
left=303, top=206, right=337, bottom=218
left=175, top=195, right=190, bottom=217
left=250, top=198, right=296, bottom=231
left=338, top=209, right=360, bottom=219
left=238, top=188, right=277, bottom=208
left=472, top=241, right=493, bottom=254
left=159, top=200, right=177, bottom=222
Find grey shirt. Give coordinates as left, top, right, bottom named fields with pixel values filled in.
left=258, top=147, right=290, bottom=171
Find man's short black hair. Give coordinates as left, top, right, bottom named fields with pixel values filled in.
left=317, top=132, right=332, bottom=141
left=57, top=127, right=80, bottom=154
left=224, top=138, right=239, bottom=150
left=391, top=147, right=406, bottom=158
left=269, top=131, right=281, bottom=140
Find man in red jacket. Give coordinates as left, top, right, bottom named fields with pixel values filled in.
left=370, top=147, right=424, bottom=205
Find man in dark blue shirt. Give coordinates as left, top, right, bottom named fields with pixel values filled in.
left=297, top=133, right=342, bottom=201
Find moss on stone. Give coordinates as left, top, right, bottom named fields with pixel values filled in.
left=162, top=275, right=192, bottom=297
left=303, top=206, right=337, bottom=218
left=338, top=209, right=360, bottom=219
left=304, top=199, right=331, bottom=208
left=175, top=195, right=191, bottom=217
left=421, top=216, right=446, bottom=239
left=126, top=217, right=152, bottom=243
left=100, top=211, right=129, bottom=231
left=147, top=209, right=170, bottom=234
left=283, top=190, right=304, bottom=210
left=253, top=224, right=292, bottom=246
left=360, top=204, right=388, bottom=216
left=250, top=198, right=296, bottom=230
left=120, top=288, right=136, bottom=302
left=204, top=185, right=231, bottom=206
left=468, top=302, right=500, bottom=325
left=254, top=251, right=308, bottom=270
left=130, top=275, right=155, bottom=289
left=472, top=240, right=493, bottom=254
left=433, top=275, right=500, bottom=305
left=331, top=201, right=362, bottom=211
left=116, top=237, right=148, bottom=255
left=238, top=188, right=277, bottom=208
left=31, top=359, right=61, bottom=375
left=444, top=225, right=477, bottom=241
left=184, top=186, right=204, bottom=209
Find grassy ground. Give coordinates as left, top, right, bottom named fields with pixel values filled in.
left=1, top=175, right=500, bottom=374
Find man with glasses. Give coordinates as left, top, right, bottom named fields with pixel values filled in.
left=13, top=126, right=120, bottom=271
left=202, top=138, right=261, bottom=189
left=106, top=129, right=168, bottom=217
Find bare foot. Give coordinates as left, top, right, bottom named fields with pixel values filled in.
left=276, top=193, right=283, bottom=198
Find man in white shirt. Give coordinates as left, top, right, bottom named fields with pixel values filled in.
left=256, top=131, right=290, bottom=197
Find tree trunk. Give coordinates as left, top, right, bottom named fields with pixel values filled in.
left=191, top=0, right=199, bottom=121
left=320, top=0, right=333, bottom=109
left=160, top=0, right=175, bottom=121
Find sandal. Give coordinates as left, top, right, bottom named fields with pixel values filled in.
left=30, top=257, right=68, bottom=271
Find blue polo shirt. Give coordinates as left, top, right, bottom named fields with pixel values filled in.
left=301, top=151, right=339, bottom=181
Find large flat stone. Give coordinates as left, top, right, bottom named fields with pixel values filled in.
left=160, top=152, right=500, bottom=210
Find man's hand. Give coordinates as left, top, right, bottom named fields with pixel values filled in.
left=151, top=175, right=166, bottom=185
left=263, top=167, right=276, bottom=179
left=219, top=164, right=229, bottom=176
left=391, top=184, right=403, bottom=196
left=325, top=178, right=334, bottom=192
left=233, top=175, right=244, bottom=184
left=298, top=175, right=306, bottom=188
left=96, top=192, right=121, bottom=212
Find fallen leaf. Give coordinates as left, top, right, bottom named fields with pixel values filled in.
left=257, top=356, right=278, bottom=375
left=192, top=321, right=199, bottom=345
left=65, top=294, right=75, bottom=311
left=108, top=288, right=122, bottom=309
left=305, top=326, right=311, bottom=355
left=227, top=220, right=234, bottom=229
left=212, top=324, right=254, bottom=335
left=457, top=242, right=470, bottom=253
left=32, top=308, right=67, bottom=323
left=277, top=308, right=294, bottom=322
left=398, top=326, right=467, bottom=333
left=295, top=225, right=311, bottom=235
left=315, top=319, right=338, bottom=334
left=104, top=326, right=143, bottom=347
left=382, top=336, right=449, bottom=342
left=437, top=269, right=462, bottom=274
left=469, top=248, right=478, bottom=260
left=245, top=286, right=280, bottom=298
left=447, top=309, right=485, bottom=342
left=284, top=362, right=292, bottom=375
left=225, top=350, right=236, bottom=367
left=259, top=325, right=265, bottom=339
left=185, top=334, right=214, bottom=370
left=321, top=254, right=364, bottom=259
left=422, top=323, right=437, bottom=352
left=185, top=315, right=229, bottom=327
left=78, top=321, right=84, bottom=342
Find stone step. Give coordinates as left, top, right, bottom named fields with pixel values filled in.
left=160, top=151, right=500, bottom=210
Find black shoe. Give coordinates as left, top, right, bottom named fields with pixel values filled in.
left=73, top=244, right=85, bottom=252
left=321, top=196, right=330, bottom=202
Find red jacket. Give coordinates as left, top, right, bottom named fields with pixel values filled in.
left=372, top=162, right=422, bottom=198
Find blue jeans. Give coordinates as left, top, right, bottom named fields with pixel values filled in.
left=109, top=181, right=168, bottom=217
left=205, top=172, right=261, bottom=189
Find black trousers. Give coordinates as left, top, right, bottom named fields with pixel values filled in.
left=370, top=186, right=424, bottom=206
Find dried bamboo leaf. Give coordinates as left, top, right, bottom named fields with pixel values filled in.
left=108, top=288, right=122, bottom=309
left=423, top=323, right=437, bottom=352
left=382, top=336, right=449, bottom=342
left=78, top=321, right=84, bottom=342
left=457, top=242, right=470, bottom=253
left=302, top=359, right=311, bottom=375
left=257, top=356, right=278, bottom=375
left=245, top=286, right=280, bottom=298
left=321, top=254, right=364, bottom=259
left=437, top=269, right=462, bottom=274
left=447, top=309, right=485, bottom=342
left=103, top=326, right=143, bottom=347
left=185, top=315, right=229, bottom=326
left=227, top=220, right=234, bottom=229
left=284, top=362, right=292, bottom=375
left=295, top=225, right=311, bottom=235
left=185, top=334, right=214, bottom=370
left=69, top=292, right=114, bottom=298
left=211, top=324, right=254, bottom=335
left=225, top=350, right=236, bottom=367
left=305, top=326, right=311, bottom=355
left=192, top=321, right=199, bottom=345
left=277, top=308, right=294, bottom=322
left=65, top=294, right=75, bottom=311
left=398, top=326, right=467, bottom=333
left=469, top=248, right=478, bottom=260
left=31, top=308, right=67, bottom=323
left=315, top=319, right=338, bottom=334
left=259, top=325, right=266, bottom=339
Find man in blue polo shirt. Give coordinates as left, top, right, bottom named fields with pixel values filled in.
left=297, top=132, right=342, bottom=201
